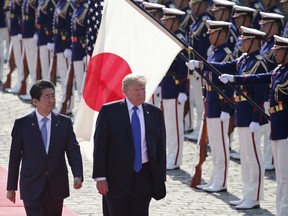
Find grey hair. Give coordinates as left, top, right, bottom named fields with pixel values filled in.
left=122, top=74, right=147, bottom=92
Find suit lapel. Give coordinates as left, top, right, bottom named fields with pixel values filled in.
left=142, top=103, right=153, bottom=159
left=121, top=99, right=134, bottom=149
left=49, top=112, right=60, bottom=154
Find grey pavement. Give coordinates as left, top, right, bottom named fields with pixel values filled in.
left=0, top=67, right=277, bottom=216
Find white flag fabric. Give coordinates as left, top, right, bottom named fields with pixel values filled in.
left=74, top=0, right=184, bottom=161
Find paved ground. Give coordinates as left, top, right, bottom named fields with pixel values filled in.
left=0, top=66, right=277, bottom=215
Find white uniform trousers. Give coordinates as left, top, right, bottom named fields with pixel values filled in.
left=39, top=45, right=50, bottom=80
left=271, top=139, right=288, bottom=216
left=261, top=101, right=273, bottom=167
left=189, top=74, right=204, bottom=134
left=73, top=60, right=85, bottom=99
left=21, top=38, right=37, bottom=92
left=148, top=93, right=161, bottom=109
left=56, top=53, right=70, bottom=103
left=8, top=36, right=24, bottom=90
left=207, top=118, right=229, bottom=188
left=238, top=127, right=264, bottom=201
left=163, top=98, right=185, bottom=168
left=0, top=27, right=9, bottom=81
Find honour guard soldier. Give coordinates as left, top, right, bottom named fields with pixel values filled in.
left=185, top=0, right=212, bottom=141
left=232, top=5, right=256, bottom=59
left=259, top=12, right=284, bottom=171
left=243, top=0, right=264, bottom=30
left=19, top=0, right=39, bottom=101
left=188, top=26, right=268, bottom=209
left=36, top=0, right=57, bottom=80
left=193, top=20, right=234, bottom=192
left=160, top=8, right=188, bottom=170
left=210, top=0, right=237, bottom=52
left=219, top=35, right=288, bottom=216
left=281, top=0, right=288, bottom=37
left=4, top=0, right=24, bottom=94
left=59, top=0, right=88, bottom=115
left=53, top=0, right=74, bottom=113
left=143, top=2, right=165, bottom=109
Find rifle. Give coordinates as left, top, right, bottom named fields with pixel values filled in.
left=49, top=52, right=57, bottom=85
left=18, top=52, right=29, bottom=96
left=190, top=106, right=208, bottom=187
left=36, top=47, right=42, bottom=80
left=60, top=62, right=74, bottom=114
left=3, top=43, right=16, bottom=90
left=130, top=0, right=269, bottom=120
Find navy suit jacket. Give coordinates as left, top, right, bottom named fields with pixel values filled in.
left=7, top=111, right=83, bottom=201
left=92, top=99, right=166, bottom=199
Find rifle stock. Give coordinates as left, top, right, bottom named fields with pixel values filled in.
left=49, top=53, right=57, bottom=85
left=18, top=53, right=29, bottom=95
left=60, top=62, right=74, bottom=114
left=36, top=47, right=41, bottom=80
left=190, top=101, right=208, bottom=188
left=3, top=44, right=16, bottom=90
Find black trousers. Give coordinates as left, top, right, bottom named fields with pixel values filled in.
left=104, top=163, right=152, bottom=216
left=23, top=181, right=63, bottom=216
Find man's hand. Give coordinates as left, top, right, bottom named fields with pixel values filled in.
left=220, top=111, right=230, bottom=122
left=186, top=60, right=203, bottom=70
left=177, top=92, right=187, bottom=104
left=6, top=190, right=16, bottom=203
left=96, top=180, right=108, bottom=195
left=249, top=122, right=260, bottom=132
left=219, top=74, right=234, bottom=84
left=73, top=177, right=82, bottom=189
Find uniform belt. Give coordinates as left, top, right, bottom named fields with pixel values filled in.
left=206, top=85, right=224, bottom=99
left=71, top=37, right=79, bottom=42
left=53, top=29, right=65, bottom=34
left=234, top=95, right=247, bottom=102
left=23, top=15, right=33, bottom=20
left=37, top=24, right=44, bottom=29
left=269, top=103, right=288, bottom=114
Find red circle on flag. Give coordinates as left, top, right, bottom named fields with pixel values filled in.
left=83, top=53, right=132, bottom=111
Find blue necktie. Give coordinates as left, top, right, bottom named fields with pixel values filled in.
left=41, top=117, right=49, bottom=151
left=132, top=106, right=142, bottom=172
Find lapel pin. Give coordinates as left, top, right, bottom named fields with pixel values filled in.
left=32, top=123, right=35, bottom=126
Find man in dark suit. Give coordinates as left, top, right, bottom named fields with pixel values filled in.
left=92, top=74, right=166, bottom=216
left=6, top=79, right=83, bottom=216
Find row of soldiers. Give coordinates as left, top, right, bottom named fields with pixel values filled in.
left=0, top=0, right=88, bottom=115
left=138, top=0, right=288, bottom=215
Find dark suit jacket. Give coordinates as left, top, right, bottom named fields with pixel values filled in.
left=92, top=99, right=166, bottom=199
left=7, top=111, right=83, bottom=201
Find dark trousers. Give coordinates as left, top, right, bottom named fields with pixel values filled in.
left=23, top=181, right=63, bottom=216
left=104, top=163, right=152, bottom=216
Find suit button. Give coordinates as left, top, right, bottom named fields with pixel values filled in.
left=46, top=171, right=49, bottom=175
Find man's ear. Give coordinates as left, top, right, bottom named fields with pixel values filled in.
left=32, top=98, right=38, bottom=107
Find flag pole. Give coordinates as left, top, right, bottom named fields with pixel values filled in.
left=128, top=0, right=270, bottom=121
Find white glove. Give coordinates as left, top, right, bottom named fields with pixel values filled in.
left=155, top=86, right=161, bottom=96
left=33, top=33, right=38, bottom=42
left=185, top=60, right=203, bottom=70
left=64, top=49, right=72, bottom=58
left=47, top=43, right=54, bottom=51
left=249, top=122, right=260, bottom=132
left=83, top=56, right=87, bottom=65
left=177, top=93, right=187, bottom=104
left=219, top=74, right=234, bottom=84
left=17, top=34, right=22, bottom=40
left=220, top=111, right=230, bottom=122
